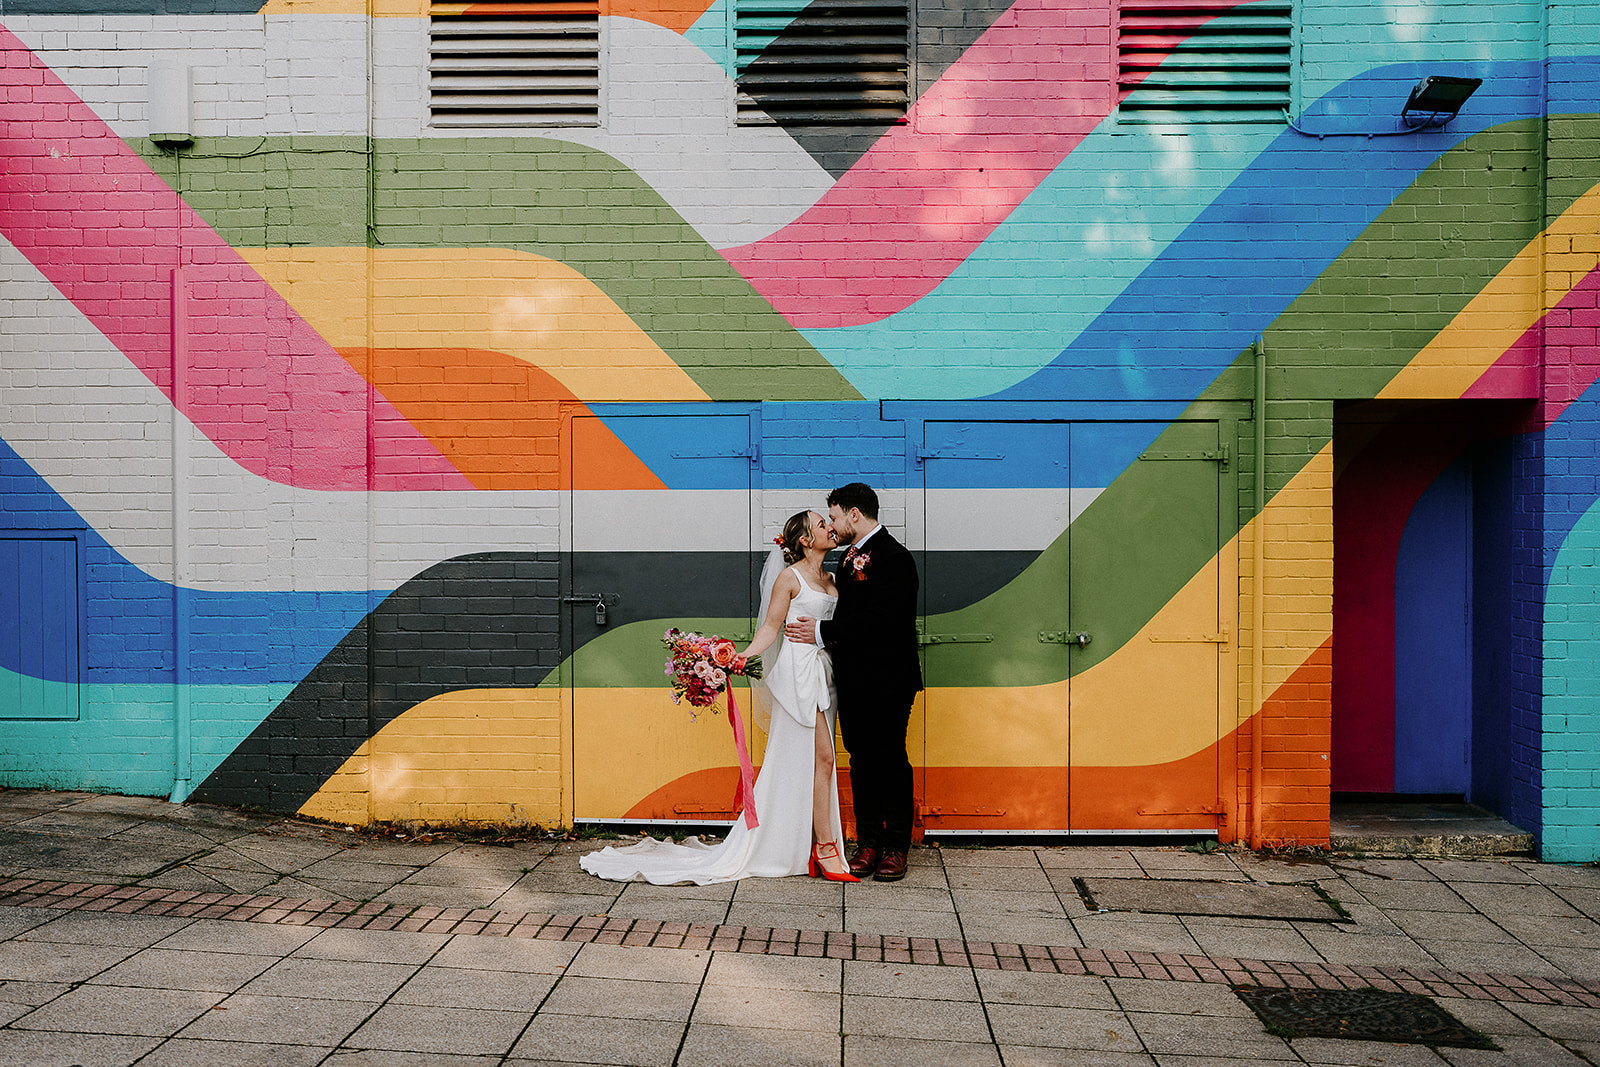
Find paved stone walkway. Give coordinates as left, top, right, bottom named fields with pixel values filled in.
left=5, top=876, right=1599, bottom=1011
left=2, top=790, right=1599, bottom=1065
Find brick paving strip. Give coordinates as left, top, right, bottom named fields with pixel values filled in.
left=5, top=876, right=1598, bottom=1008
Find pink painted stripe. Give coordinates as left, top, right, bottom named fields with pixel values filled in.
left=0, top=32, right=470, bottom=491
left=1465, top=262, right=1600, bottom=426
left=720, top=0, right=1260, bottom=329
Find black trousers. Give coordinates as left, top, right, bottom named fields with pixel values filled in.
left=839, top=692, right=915, bottom=853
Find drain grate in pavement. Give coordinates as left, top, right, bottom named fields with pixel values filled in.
left=1078, top=877, right=1345, bottom=921
left=1235, top=986, right=1497, bottom=1048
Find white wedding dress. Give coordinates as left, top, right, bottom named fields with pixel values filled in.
left=580, top=568, right=844, bottom=884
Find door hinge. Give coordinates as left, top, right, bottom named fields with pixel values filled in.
left=1136, top=800, right=1225, bottom=816
left=918, top=633, right=994, bottom=646
left=1139, top=446, right=1229, bottom=467
left=916, top=447, right=1004, bottom=465
left=670, top=447, right=759, bottom=465
left=1146, top=630, right=1229, bottom=646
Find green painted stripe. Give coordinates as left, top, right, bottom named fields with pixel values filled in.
left=558, top=119, right=1599, bottom=690
left=138, top=137, right=860, bottom=402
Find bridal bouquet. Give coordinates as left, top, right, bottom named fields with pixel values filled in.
left=662, top=628, right=763, bottom=711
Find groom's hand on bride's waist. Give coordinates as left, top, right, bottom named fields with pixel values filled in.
left=785, top=616, right=817, bottom=645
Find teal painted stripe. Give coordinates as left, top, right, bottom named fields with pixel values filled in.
left=685, top=0, right=733, bottom=72
left=0, top=674, right=293, bottom=799
left=1541, top=500, right=1600, bottom=863
left=1552, top=1, right=1600, bottom=57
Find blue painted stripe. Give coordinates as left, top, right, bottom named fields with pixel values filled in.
left=1541, top=376, right=1600, bottom=587
left=586, top=401, right=1187, bottom=491
left=0, top=437, right=375, bottom=686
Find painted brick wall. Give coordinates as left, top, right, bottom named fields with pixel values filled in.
left=3, top=0, right=1598, bottom=853
left=1538, top=94, right=1600, bottom=856
left=1543, top=487, right=1600, bottom=862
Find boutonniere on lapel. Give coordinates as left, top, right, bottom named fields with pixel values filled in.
left=847, top=552, right=871, bottom=580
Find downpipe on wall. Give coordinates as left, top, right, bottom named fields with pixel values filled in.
left=169, top=265, right=192, bottom=804
left=1250, top=336, right=1267, bottom=849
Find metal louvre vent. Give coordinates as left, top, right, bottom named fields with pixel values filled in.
left=1118, top=0, right=1292, bottom=123
left=430, top=0, right=600, bottom=128
left=735, top=0, right=909, bottom=126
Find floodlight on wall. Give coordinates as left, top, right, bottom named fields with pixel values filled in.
left=1401, top=75, right=1482, bottom=129
left=148, top=60, right=194, bottom=147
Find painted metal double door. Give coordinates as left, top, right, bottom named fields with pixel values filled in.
left=568, top=414, right=1228, bottom=833
left=918, top=419, right=1228, bottom=834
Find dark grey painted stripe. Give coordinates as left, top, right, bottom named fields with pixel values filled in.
left=741, top=0, right=1019, bottom=178
left=190, top=547, right=1040, bottom=813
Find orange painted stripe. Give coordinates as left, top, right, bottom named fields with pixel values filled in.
left=606, top=0, right=714, bottom=32
left=341, top=347, right=665, bottom=491
left=623, top=640, right=1334, bottom=840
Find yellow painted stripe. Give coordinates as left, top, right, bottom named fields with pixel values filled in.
left=298, top=689, right=567, bottom=826
left=240, top=247, right=710, bottom=403
left=1379, top=180, right=1600, bottom=400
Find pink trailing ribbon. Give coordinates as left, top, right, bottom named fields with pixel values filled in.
left=726, top=687, right=759, bottom=829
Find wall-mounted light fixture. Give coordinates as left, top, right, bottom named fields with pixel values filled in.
left=1286, top=74, right=1486, bottom=140
left=1400, top=75, right=1482, bottom=129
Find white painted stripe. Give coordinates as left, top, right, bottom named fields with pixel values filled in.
left=1, top=242, right=1090, bottom=592
left=917, top=488, right=1099, bottom=553
left=0, top=235, right=557, bottom=592
left=4, top=16, right=832, bottom=249
left=573, top=488, right=1093, bottom=554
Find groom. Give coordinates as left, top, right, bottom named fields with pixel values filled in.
left=786, top=482, right=922, bottom=881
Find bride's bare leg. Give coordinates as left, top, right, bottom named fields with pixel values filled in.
left=812, top=711, right=848, bottom=875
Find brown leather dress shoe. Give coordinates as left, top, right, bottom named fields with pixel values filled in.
left=847, top=845, right=881, bottom=877
left=873, top=850, right=908, bottom=881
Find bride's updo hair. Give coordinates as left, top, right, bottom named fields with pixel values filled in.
left=778, top=510, right=814, bottom=565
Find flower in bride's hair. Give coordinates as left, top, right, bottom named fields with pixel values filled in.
left=772, top=536, right=784, bottom=546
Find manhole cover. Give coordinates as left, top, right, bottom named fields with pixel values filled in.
left=1235, top=986, right=1497, bottom=1049
left=1079, top=877, right=1344, bottom=921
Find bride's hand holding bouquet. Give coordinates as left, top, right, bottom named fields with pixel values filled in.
left=662, top=628, right=762, bottom=714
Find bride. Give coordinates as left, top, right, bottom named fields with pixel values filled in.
left=580, top=510, right=858, bottom=884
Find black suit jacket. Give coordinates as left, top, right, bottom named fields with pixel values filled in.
left=820, top=528, right=923, bottom=705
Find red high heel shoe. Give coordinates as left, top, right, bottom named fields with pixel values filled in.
left=809, top=842, right=860, bottom=882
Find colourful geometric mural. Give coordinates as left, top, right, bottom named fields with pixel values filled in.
left=3, top=0, right=1600, bottom=856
